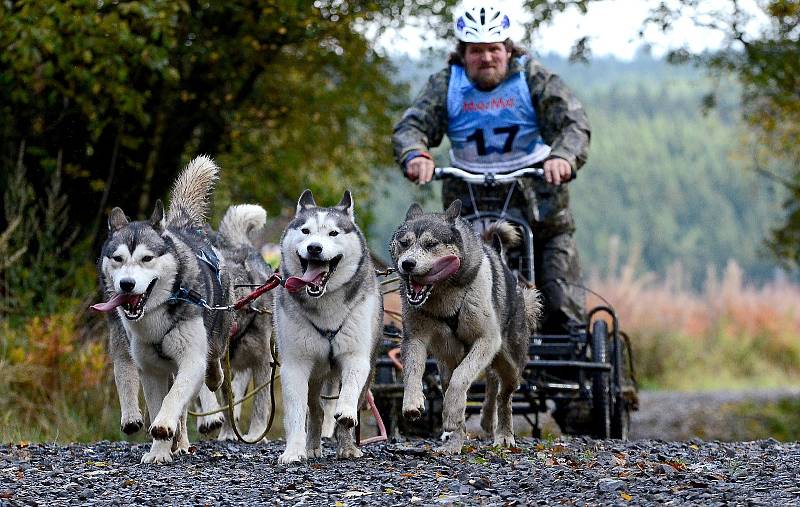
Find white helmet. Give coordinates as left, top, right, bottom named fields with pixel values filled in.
left=454, top=3, right=513, bottom=43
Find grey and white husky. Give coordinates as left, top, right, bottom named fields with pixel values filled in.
left=274, top=190, right=382, bottom=463
left=93, top=155, right=232, bottom=463
left=198, top=204, right=275, bottom=442
left=390, top=200, right=541, bottom=454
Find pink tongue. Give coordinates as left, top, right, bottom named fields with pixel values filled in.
left=284, top=265, right=327, bottom=293
left=90, top=293, right=139, bottom=312
left=416, top=255, right=461, bottom=285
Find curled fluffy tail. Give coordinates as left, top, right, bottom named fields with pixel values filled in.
left=218, top=204, right=268, bottom=249
left=482, top=220, right=521, bottom=248
left=523, top=286, right=543, bottom=332
left=167, top=155, right=220, bottom=228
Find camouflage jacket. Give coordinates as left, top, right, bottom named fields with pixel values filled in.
left=392, top=55, right=591, bottom=231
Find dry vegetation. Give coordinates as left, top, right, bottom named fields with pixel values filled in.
left=587, top=240, right=800, bottom=390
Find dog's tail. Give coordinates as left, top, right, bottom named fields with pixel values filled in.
left=522, top=285, right=543, bottom=332
left=218, top=204, right=268, bottom=249
left=482, top=220, right=521, bottom=257
left=167, top=155, right=220, bottom=228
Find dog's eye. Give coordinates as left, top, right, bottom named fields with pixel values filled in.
left=141, top=256, right=153, bottom=263
left=112, top=255, right=123, bottom=263
left=399, top=239, right=411, bottom=248
left=424, top=241, right=439, bottom=249
left=329, top=230, right=339, bottom=237
left=301, top=228, right=310, bottom=235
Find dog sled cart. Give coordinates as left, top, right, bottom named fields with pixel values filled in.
left=373, top=166, right=639, bottom=440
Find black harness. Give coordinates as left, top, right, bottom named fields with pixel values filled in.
left=157, top=243, right=224, bottom=362
left=310, top=320, right=345, bottom=365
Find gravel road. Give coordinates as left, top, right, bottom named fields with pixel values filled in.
left=3, top=389, right=800, bottom=506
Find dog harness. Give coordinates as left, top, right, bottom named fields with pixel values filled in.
left=447, top=55, right=551, bottom=172
left=310, top=321, right=345, bottom=365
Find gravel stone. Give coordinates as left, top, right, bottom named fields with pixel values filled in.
left=3, top=437, right=800, bottom=505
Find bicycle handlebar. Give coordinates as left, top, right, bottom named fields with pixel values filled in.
left=433, top=166, right=545, bottom=184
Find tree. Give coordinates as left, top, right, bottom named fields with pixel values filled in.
left=645, top=0, right=800, bottom=265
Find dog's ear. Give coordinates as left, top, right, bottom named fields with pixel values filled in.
left=296, top=189, right=316, bottom=213
left=444, top=199, right=462, bottom=222
left=108, top=207, right=128, bottom=232
left=405, top=203, right=424, bottom=221
left=335, top=190, right=354, bottom=220
left=149, top=199, right=165, bottom=230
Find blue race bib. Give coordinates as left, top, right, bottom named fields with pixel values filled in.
left=447, top=56, right=550, bottom=172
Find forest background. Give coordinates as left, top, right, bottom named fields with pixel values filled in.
left=1, top=0, right=799, bottom=442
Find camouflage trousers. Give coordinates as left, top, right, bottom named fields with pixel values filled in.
left=442, top=180, right=585, bottom=334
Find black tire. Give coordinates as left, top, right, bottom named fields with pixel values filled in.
left=610, top=335, right=631, bottom=440
left=591, top=320, right=611, bottom=439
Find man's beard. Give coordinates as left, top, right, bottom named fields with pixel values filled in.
left=467, top=65, right=509, bottom=91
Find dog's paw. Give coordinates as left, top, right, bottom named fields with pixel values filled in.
left=197, top=413, right=225, bottom=434
left=278, top=448, right=307, bottom=464
left=435, top=430, right=465, bottom=455
left=149, top=419, right=176, bottom=440
left=475, top=428, right=493, bottom=441
left=306, top=446, right=322, bottom=459
left=402, top=396, right=425, bottom=421
left=121, top=418, right=144, bottom=435
left=334, top=410, right=357, bottom=429
left=336, top=445, right=363, bottom=460
left=172, top=441, right=190, bottom=456
left=141, top=449, right=173, bottom=464
left=493, top=433, right=516, bottom=448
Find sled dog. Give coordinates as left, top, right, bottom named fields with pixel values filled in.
left=94, top=155, right=231, bottom=463
left=274, top=190, right=382, bottom=463
left=390, top=200, right=541, bottom=454
left=197, top=204, right=275, bottom=442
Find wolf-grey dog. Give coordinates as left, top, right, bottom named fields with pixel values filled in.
left=274, top=189, right=382, bottom=463
left=197, top=204, right=275, bottom=442
left=390, top=200, right=541, bottom=454
left=93, top=155, right=231, bottom=463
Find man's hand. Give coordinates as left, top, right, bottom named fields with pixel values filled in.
left=543, top=157, right=573, bottom=185
left=405, top=156, right=435, bottom=185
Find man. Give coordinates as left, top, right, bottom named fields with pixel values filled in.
left=392, top=2, right=591, bottom=335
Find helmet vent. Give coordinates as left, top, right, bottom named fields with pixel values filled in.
left=480, top=8, right=486, bottom=25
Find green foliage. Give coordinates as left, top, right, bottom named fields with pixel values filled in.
left=644, top=0, right=800, bottom=265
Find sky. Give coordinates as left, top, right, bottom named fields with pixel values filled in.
left=378, top=0, right=768, bottom=60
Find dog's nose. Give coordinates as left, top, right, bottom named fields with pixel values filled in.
left=401, top=259, right=416, bottom=273
left=120, top=279, right=136, bottom=293
left=307, top=243, right=323, bottom=256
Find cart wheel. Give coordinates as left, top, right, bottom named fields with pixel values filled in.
left=590, top=320, right=611, bottom=439
left=610, top=335, right=631, bottom=440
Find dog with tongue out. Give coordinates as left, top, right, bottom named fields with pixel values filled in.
left=390, top=199, right=542, bottom=455
left=274, top=189, right=383, bottom=464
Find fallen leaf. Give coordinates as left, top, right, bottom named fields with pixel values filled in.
left=689, top=444, right=699, bottom=450
left=16, top=441, right=29, bottom=448
left=0, top=491, right=12, bottom=499
left=123, top=479, right=135, bottom=487
left=400, top=473, right=416, bottom=478
left=88, top=461, right=109, bottom=467
left=334, top=502, right=345, bottom=507
left=620, top=492, right=633, bottom=501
